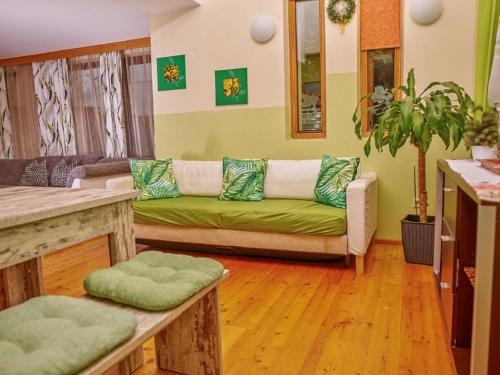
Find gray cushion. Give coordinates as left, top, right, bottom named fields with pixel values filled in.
left=84, top=251, right=224, bottom=311
left=19, top=160, right=49, bottom=187
left=37, top=155, right=103, bottom=180
left=50, top=159, right=79, bottom=187
left=0, top=295, right=137, bottom=375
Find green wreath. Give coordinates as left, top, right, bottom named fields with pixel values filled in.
left=327, top=0, right=356, bottom=32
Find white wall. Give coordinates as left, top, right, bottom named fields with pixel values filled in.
left=151, top=0, right=287, bottom=114
left=151, top=0, right=476, bottom=116
left=402, top=0, right=476, bottom=93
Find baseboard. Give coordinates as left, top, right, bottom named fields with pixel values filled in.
left=374, top=238, right=403, bottom=245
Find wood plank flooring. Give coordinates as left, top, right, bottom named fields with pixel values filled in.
left=43, top=237, right=455, bottom=375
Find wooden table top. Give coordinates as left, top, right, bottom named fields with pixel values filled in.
left=0, top=187, right=138, bottom=230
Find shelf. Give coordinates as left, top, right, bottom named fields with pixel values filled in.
left=464, top=267, right=476, bottom=288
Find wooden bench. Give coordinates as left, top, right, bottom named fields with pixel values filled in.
left=79, top=270, right=229, bottom=375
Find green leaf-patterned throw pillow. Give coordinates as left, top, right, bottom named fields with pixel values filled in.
left=129, top=159, right=181, bottom=201
left=219, top=157, right=268, bottom=201
left=314, top=155, right=360, bottom=208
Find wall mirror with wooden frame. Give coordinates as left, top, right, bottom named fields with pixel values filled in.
left=288, top=0, right=326, bottom=139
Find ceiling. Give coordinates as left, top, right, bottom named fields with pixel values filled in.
left=0, top=0, right=201, bottom=59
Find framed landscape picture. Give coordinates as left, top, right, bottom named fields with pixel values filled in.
left=157, top=55, right=186, bottom=91
left=215, top=68, right=248, bottom=106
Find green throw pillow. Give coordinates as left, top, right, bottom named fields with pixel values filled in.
left=314, top=155, right=360, bottom=208
left=219, top=157, right=268, bottom=201
left=129, top=159, right=181, bottom=201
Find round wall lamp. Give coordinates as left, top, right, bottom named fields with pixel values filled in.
left=410, top=0, right=443, bottom=25
left=250, top=15, right=276, bottom=43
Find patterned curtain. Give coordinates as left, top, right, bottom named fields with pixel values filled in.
left=100, top=51, right=127, bottom=158
left=0, top=67, right=13, bottom=159
left=33, top=59, right=76, bottom=156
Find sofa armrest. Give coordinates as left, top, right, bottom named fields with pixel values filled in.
left=71, top=173, right=130, bottom=189
left=106, top=175, right=134, bottom=190
left=346, top=172, right=377, bottom=256
left=66, top=161, right=130, bottom=188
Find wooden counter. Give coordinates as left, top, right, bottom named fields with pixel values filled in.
left=434, top=160, right=499, bottom=375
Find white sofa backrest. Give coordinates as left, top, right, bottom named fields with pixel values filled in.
left=264, top=160, right=321, bottom=199
left=263, top=159, right=360, bottom=199
left=172, top=160, right=222, bottom=197
left=108, top=159, right=361, bottom=200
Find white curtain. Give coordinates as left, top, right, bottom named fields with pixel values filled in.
left=32, top=59, right=76, bottom=156
left=123, top=47, right=155, bottom=158
left=68, top=54, right=107, bottom=155
left=100, top=51, right=127, bottom=158
left=0, top=67, right=13, bottom=159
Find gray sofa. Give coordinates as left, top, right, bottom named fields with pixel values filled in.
left=0, top=155, right=130, bottom=189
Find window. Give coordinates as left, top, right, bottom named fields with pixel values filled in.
left=359, top=0, right=401, bottom=134
left=360, top=48, right=401, bottom=132
left=288, top=0, right=326, bottom=138
left=68, top=47, right=155, bottom=157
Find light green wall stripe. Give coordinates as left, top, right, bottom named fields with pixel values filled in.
left=154, top=73, right=469, bottom=240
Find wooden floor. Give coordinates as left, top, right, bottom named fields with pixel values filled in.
left=43, top=237, right=456, bottom=375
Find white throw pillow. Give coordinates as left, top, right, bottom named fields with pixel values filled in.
left=264, top=160, right=321, bottom=199
left=172, top=160, right=222, bottom=196
left=264, top=158, right=361, bottom=200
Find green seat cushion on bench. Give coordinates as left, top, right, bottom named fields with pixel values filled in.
left=133, top=196, right=347, bottom=236
left=84, top=251, right=224, bottom=311
left=0, top=295, right=137, bottom=375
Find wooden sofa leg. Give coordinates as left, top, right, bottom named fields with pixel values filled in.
left=344, top=254, right=351, bottom=268
left=154, top=287, right=222, bottom=375
left=355, top=255, right=365, bottom=274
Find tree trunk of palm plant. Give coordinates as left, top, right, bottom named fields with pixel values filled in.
left=418, top=147, right=428, bottom=222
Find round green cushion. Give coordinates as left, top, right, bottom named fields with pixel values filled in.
left=83, top=251, right=224, bottom=311
left=0, top=295, right=137, bottom=375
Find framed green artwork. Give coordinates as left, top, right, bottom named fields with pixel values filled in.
left=215, top=68, right=248, bottom=106
left=157, top=55, right=186, bottom=91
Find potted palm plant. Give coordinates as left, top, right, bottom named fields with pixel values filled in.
left=353, top=69, right=474, bottom=264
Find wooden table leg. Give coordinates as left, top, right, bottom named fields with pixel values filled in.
left=0, top=257, right=44, bottom=310
left=117, top=346, right=144, bottom=375
left=108, top=200, right=144, bottom=374
left=155, top=287, right=223, bottom=375
left=108, top=201, right=136, bottom=265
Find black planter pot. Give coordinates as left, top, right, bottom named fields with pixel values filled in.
left=401, top=214, right=435, bottom=265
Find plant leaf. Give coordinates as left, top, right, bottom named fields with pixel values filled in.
left=407, top=69, right=416, bottom=98
left=364, top=133, right=372, bottom=156
left=400, top=97, right=414, bottom=133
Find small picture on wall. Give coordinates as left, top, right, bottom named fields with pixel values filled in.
left=215, top=68, right=248, bottom=106
left=157, top=55, right=186, bottom=91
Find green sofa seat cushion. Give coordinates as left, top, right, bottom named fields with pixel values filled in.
left=133, top=196, right=347, bottom=236
left=84, top=251, right=224, bottom=311
left=0, top=296, right=137, bottom=375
